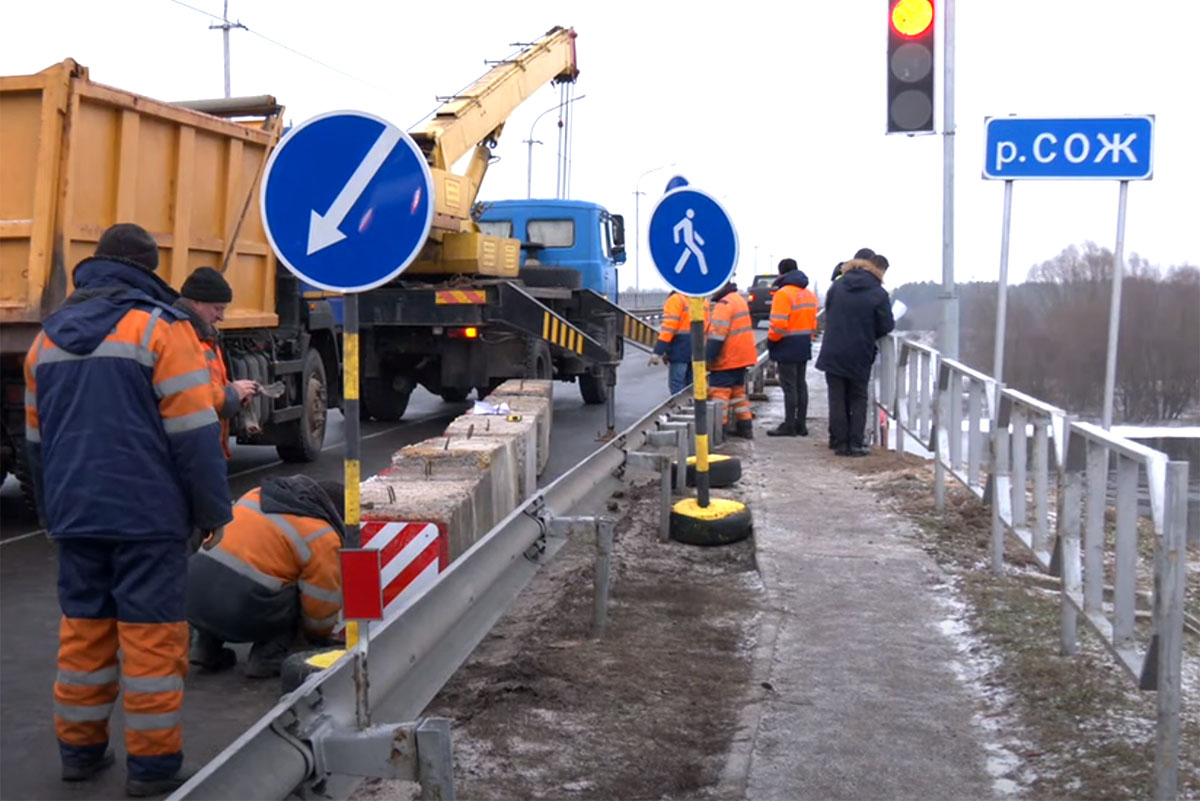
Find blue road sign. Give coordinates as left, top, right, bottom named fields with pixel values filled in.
left=983, top=116, right=1154, bottom=181
left=648, top=188, right=737, bottom=297
left=261, top=110, right=434, bottom=292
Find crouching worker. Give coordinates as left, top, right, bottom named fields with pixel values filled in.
left=186, top=477, right=345, bottom=678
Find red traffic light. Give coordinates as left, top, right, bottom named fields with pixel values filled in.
left=891, top=0, right=934, bottom=37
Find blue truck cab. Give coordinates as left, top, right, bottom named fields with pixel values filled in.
left=476, top=199, right=625, bottom=302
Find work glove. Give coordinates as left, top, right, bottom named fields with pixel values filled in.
left=200, top=526, right=225, bottom=551
left=648, top=354, right=664, bottom=367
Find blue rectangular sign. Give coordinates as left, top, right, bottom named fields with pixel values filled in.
left=983, top=116, right=1154, bottom=181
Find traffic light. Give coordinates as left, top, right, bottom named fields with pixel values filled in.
left=887, top=0, right=936, bottom=134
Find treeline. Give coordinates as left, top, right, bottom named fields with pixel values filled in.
left=892, top=242, right=1200, bottom=423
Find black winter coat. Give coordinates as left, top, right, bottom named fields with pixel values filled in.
left=815, top=259, right=894, bottom=383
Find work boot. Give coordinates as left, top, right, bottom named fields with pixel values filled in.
left=795, top=419, right=809, bottom=436
left=62, top=750, right=115, bottom=782
left=244, top=636, right=290, bottom=679
left=766, top=422, right=796, bottom=437
left=126, top=767, right=195, bottom=798
left=189, top=629, right=236, bottom=672
left=729, top=419, right=754, bottom=439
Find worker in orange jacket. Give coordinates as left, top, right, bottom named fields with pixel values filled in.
left=706, top=281, right=758, bottom=438
left=186, top=477, right=344, bottom=679
left=649, top=291, right=709, bottom=394
left=767, top=259, right=819, bottom=437
left=174, top=268, right=258, bottom=458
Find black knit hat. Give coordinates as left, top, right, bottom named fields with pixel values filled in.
left=181, top=267, right=233, bottom=303
left=95, top=223, right=159, bottom=272
left=853, top=247, right=876, bottom=260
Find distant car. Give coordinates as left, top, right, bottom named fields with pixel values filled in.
left=747, top=274, right=776, bottom=328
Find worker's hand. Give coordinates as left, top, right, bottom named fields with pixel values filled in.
left=201, top=526, right=225, bottom=551
left=231, top=379, right=258, bottom=404
left=648, top=354, right=664, bottom=367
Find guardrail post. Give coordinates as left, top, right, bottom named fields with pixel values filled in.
left=1153, top=460, right=1188, bottom=801
left=990, top=393, right=1011, bottom=576
left=416, top=718, right=455, bottom=801
left=593, top=517, right=615, bottom=636
left=628, top=450, right=673, bottom=542
left=967, top=381, right=984, bottom=491
left=1058, top=429, right=1085, bottom=656
left=711, top=399, right=726, bottom=445
left=933, top=362, right=949, bottom=511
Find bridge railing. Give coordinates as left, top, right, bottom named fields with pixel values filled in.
left=870, top=333, right=1190, bottom=801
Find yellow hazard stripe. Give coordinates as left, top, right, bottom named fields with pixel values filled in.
left=435, top=290, right=487, bottom=305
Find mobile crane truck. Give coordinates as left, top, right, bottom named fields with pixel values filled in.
left=0, top=27, right=660, bottom=508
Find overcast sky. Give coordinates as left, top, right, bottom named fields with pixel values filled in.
left=4, top=0, right=1197, bottom=293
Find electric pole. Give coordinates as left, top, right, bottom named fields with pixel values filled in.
left=210, top=1, right=246, bottom=98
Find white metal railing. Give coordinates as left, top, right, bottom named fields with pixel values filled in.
left=870, top=333, right=1190, bottom=801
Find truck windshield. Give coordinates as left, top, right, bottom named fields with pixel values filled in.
left=527, top=219, right=574, bottom=247
left=478, top=220, right=513, bottom=238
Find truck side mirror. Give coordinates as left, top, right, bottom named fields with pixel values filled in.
left=611, top=214, right=625, bottom=248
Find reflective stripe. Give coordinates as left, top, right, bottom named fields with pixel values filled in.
left=55, top=701, right=114, bottom=722
left=304, top=525, right=335, bottom=542
left=796, top=302, right=818, bottom=309
left=272, top=515, right=312, bottom=563
left=162, top=407, right=218, bottom=434
left=122, top=675, right=184, bottom=694
left=781, top=330, right=814, bottom=337
left=35, top=341, right=156, bottom=370
left=26, top=426, right=40, bottom=443
left=126, top=711, right=182, bottom=731
left=709, top=334, right=726, bottom=342
left=663, top=315, right=681, bottom=321
left=769, top=314, right=788, bottom=321
left=57, top=666, right=119, bottom=687
left=730, top=311, right=751, bottom=320
left=304, top=613, right=339, bottom=630
left=299, top=581, right=341, bottom=604
left=25, top=390, right=36, bottom=408
left=155, top=368, right=210, bottom=399
left=199, top=546, right=284, bottom=591
left=141, top=308, right=163, bottom=349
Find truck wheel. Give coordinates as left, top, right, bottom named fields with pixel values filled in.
left=361, top=376, right=411, bottom=421
left=517, top=266, right=582, bottom=290
left=276, top=349, right=328, bottom=462
left=439, top=388, right=469, bottom=403
left=525, top=340, right=553, bottom=380
left=579, top=371, right=608, bottom=405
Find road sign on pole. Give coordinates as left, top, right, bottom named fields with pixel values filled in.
left=261, top=110, right=434, bottom=292
left=982, top=116, right=1154, bottom=181
left=647, top=187, right=738, bottom=298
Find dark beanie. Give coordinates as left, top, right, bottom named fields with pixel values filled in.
left=853, top=247, right=876, bottom=260
left=95, top=223, right=159, bottom=272
left=181, top=267, right=233, bottom=303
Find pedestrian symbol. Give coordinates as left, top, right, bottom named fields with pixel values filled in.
left=673, top=209, right=708, bottom=275
left=648, top=188, right=737, bottom=297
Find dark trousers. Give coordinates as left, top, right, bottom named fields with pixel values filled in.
left=776, top=361, right=808, bottom=430
left=826, top=373, right=868, bottom=451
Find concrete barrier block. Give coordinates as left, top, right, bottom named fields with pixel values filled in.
left=483, top=394, right=552, bottom=477
left=389, top=435, right=520, bottom=530
left=361, top=473, right=492, bottom=563
left=490, top=378, right=554, bottom=401
left=443, top=414, right=539, bottom=500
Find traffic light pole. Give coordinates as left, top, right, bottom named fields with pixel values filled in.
left=940, top=0, right=959, bottom=361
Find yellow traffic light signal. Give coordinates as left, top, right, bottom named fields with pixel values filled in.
left=887, top=0, right=936, bottom=134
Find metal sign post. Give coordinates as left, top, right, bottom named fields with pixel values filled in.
left=261, top=109, right=434, bottom=725
left=648, top=185, right=737, bottom=509
left=982, top=115, right=1154, bottom=427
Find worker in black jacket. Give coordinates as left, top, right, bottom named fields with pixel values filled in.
left=815, top=254, right=894, bottom=456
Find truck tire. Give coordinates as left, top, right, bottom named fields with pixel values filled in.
left=525, top=340, right=553, bottom=380
left=361, top=376, right=411, bottom=422
left=276, top=349, right=328, bottom=462
left=439, top=388, right=470, bottom=403
left=579, top=371, right=608, bottom=405
left=517, top=266, right=582, bottom=290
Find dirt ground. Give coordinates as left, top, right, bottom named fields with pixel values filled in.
left=356, top=435, right=762, bottom=801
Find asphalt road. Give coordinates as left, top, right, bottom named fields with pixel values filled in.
left=0, top=354, right=670, bottom=801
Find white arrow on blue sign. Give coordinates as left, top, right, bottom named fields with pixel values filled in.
left=648, top=188, right=738, bottom=297
left=983, top=116, right=1154, bottom=181
left=261, top=110, right=434, bottom=292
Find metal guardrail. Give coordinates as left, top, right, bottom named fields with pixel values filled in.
left=869, top=334, right=1190, bottom=800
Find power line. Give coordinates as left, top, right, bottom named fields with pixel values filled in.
left=165, top=0, right=398, bottom=98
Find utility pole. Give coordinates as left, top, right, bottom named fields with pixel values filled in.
left=210, top=1, right=246, bottom=98
left=940, top=0, right=959, bottom=360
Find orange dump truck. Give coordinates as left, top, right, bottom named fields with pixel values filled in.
left=0, top=60, right=344, bottom=504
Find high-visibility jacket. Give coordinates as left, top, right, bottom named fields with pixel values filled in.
left=188, top=483, right=343, bottom=640
left=175, top=300, right=238, bottom=459
left=24, top=258, right=231, bottom=539
left=705, top=289, right=757, bottom=372
left=653, top=292, right=709, bottom=363
left=767, top=271, right=819, bottom=363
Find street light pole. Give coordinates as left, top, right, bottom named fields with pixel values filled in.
left=525, top=95, right=585, bottom=200
left=633, top=162, right=676, bottom=292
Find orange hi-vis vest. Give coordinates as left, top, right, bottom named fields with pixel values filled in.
left=207, top=488, right=343, bottom=636
left=199, top=334, right=233, bottom=459
left=708, top=291, right=757, bottom=371
left=768, top=285, right=818, bottom=341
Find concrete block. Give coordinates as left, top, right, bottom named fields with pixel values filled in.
left=443, top=414, right=539, bottom=501
left=490, top=378, right=554, bottom=401
left=361, top=473, right=492, bottom=564
left=483, top=394, right=552, bottom=477
left=390, top=435, right=520, bottom=531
